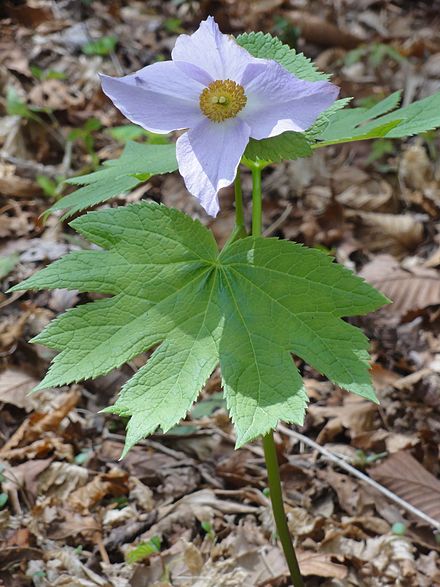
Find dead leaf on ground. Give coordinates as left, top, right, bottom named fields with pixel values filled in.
left=399, top=143, right=432, bottom=191
left=1, top=458, right=52, bottom=510
left=309, top=397, right=377, bottom=443
left=321, top=532, right=416, bottom=579
left=1, top=437, right=73, bottom=461
left=337, top=178, right=394, bottom=212
left=286, top=505, right=326, bottom=538
left=297, top=550, right=347, bottom=579
left=350, top=211, right=424, bottom=256
left=0, top=368, right=40, bottom=410
left=0, top=309, right=31, bottom=352
left=68, top=469, right=129, bottom=512
left=370, top=451, right=440, bottom=523
left=38, top=462, right=89, bottom=501
left=47, top=511, right=101, bottom=542
left=31, top=546, right=111, bottom=586
left=29, top=79, right=85, bottom=111
left=425, top=246, right=440, bottom=268
left=360, top=254, right=440, bottom=316
left=4, top=2, right=53, bottom=27
left=0, top=163, right=38, bottom=197
left=285, top=11, right=363, bottom=48
left=324, top=469, right=367, bottom=517
left=0, top=388, right=81, bottom=453
left=183, top=541, right=204, bottom=575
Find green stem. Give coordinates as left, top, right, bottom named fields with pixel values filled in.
left=234, top=171, right=245, bottom=228
left=251, top=164, right=304, bottom=587
left=262, top=432, right=304, bottom=587
left=224, top=170, right=247, bottom=248
left=251, top=165, right=262, bottom=237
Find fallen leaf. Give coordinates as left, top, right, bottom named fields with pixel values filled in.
left=371, top=451, right=440, bottom=523
left=42, top=546, right=111, bottom=586
left=287, top=505, right=325, bottom=537
left=0, top=388, right=81, bottom=453
left=0, top=309, right=31, bottom=352
left=285, top=11, right=363, bottom=48
left=183, top=541, right=204, bottom=575
left=337, top=178, right=393, bottom=212
left=425, top=246, right=440, bottom=268
left=360, top=255, right=440, bottom=316
left=0, top=162, right=39, bottom=197
left=47, top=512, right=100, bottom=541
left=38, top=462, right=89, bottom=501
left=351, top=212, right=424, bottom=256
left=29, top=79, right=85, bottom=111
left=68, top=469, right=128, bottom=512
left=4, top=2, right=52, bottom=27
left=399, top=143, right=432, bottom=191
left=6, top=527, right=30, bottom=547
left=128, top=476, right=154, bottom=512
left=0, top=437, right=73, bottom=461
left=324, top=469, right=365, bottom=516
left=1, top=458, right=52, bottom=508
left=297, top=550, right=347, bottom=579
left=309, top=397, right=377, bottom=443
left=0, top=368, right=40, bottom=410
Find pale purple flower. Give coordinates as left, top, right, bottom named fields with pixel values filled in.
left=100, top=17, right=339, bottom=216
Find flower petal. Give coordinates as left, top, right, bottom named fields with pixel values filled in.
left=239, top=61, right=339, bottom=139
left=100, top=61, right=204, bottom=133
left=172, top=16, right=258, bottom=83
left=176, top=118, right=250, bottom=217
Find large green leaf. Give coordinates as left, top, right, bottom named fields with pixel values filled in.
left=49, top=142, right=177, bottom=219
left=12, top=203, right=388, bottom=455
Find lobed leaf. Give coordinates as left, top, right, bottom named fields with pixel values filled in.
left=48, top=142, right=177, bottom=219
left=316, top=91, right=440, bottom=146
left=305, top=97, right=352, bottom=141
left=12, top=203, right=388, bottom=455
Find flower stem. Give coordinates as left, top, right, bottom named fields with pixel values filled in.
left=224, top=171, right=247, bottom=247
left=251, top=165, right=262, bottom=237
left=262, top=432, right=304, bottom=587
left=234, top=171, right=245, bottom=228
left=251, top=163, right=304, bottom=587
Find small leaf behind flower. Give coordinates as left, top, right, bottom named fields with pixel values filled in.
left=237, top=32, right=329, bottom=81
left=238, top=31, right=329, bottom=163
left=244, top=131, right=312, bottom=163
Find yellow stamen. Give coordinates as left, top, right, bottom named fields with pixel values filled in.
left=199, top=79, right=247, bottom=122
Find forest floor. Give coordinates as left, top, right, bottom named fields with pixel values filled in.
left=1, top=1, right=440, bottom=585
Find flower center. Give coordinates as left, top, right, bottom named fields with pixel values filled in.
left=199, top=79, right=247, bottom=123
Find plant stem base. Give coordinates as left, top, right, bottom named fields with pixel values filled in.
left=262, top=431, right=304, bottom=587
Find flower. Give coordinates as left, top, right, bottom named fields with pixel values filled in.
left=100, top=17, right=339, bottom=217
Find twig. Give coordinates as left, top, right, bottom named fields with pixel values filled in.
left=278, top=425, right=440, bottom=532
left=0, top=152, right=60, bottom=179
left=263, top=203, right=293, bottom=237
left=103, top=431, right=194, bottom=463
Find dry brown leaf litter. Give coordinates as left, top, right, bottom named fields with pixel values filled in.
left=1, top=1, right=440, bottom=586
